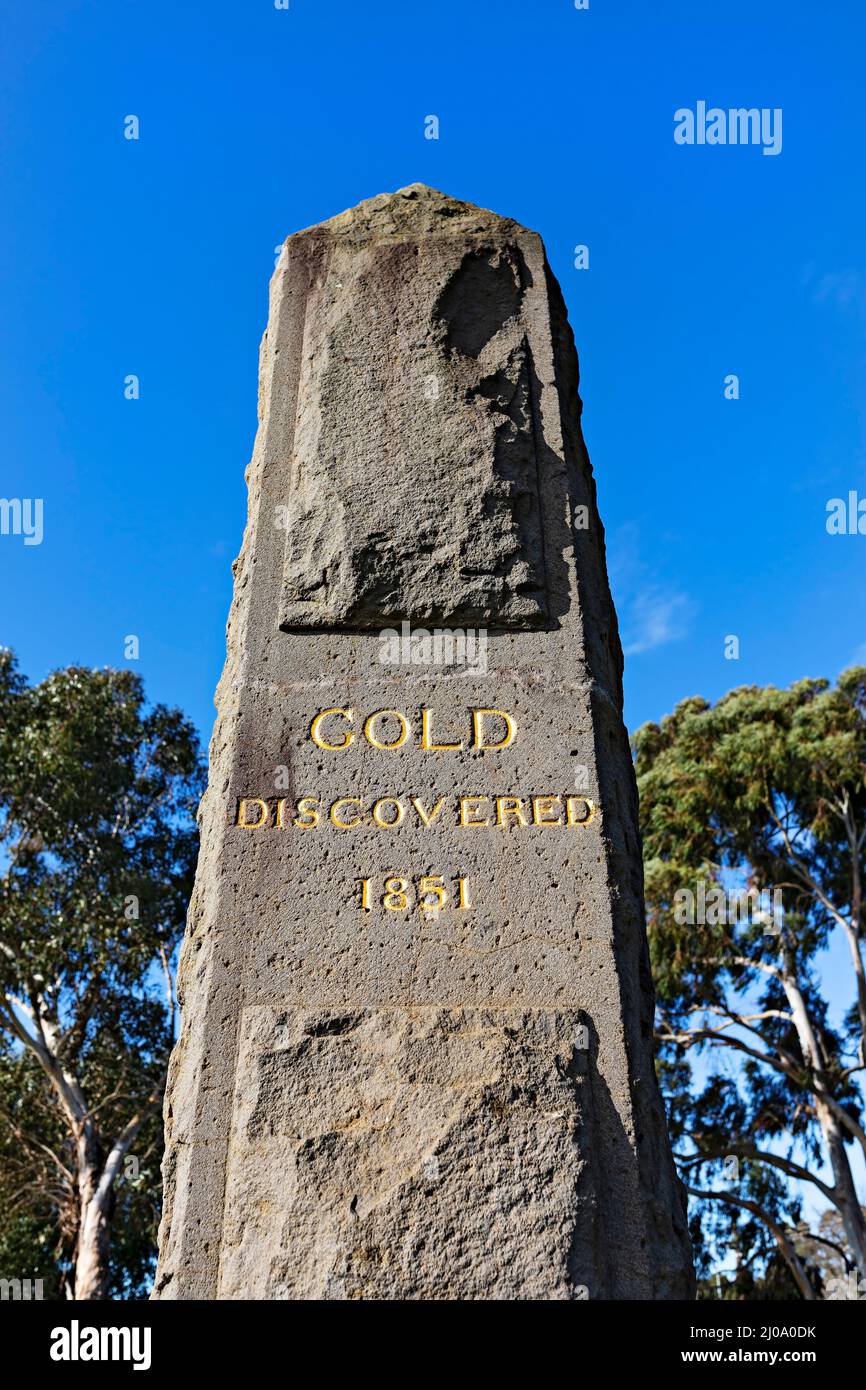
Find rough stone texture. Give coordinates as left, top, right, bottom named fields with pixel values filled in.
left=279, top=194, right=550, bottom=630
left=154, top=185, right=694, bottom=1301
left=218, top=1007, right=593, bottom=1300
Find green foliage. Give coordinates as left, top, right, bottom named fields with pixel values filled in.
left=635, top=669, right=866, bottom=1296
left=0, top=649, right=201, bottom=996
left=0, top=649, right=204, bottom=1296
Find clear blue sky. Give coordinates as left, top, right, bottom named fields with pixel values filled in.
left=1, top=0, right=864, bottom=743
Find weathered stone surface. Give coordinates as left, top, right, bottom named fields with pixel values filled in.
left=278, top=195, right=551, bottom=630
left=154, top=185, right=694, bottom=1301
left=218, top=1007, right=593, bottom=1300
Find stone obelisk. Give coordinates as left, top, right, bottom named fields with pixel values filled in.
left=154, top=185, right=694, bottom=1300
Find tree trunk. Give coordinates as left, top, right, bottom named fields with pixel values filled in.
left=781, top=949, right=866, bottom=1280
left=73, top=1124, right=112, bottom=1300
left=74, top=1195, right=112, bottom=1299
left=815, top=1109, right=866, bottom=1280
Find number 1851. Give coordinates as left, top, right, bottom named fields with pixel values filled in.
left=356, top=875, right=472, bottom=912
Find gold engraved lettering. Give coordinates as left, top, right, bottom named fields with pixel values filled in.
left=383, top=877, right=410, bottom=910
left=236, top=797, right=268, bottom=829
left=459, top=795, right=490, bottom=827
left=532, top=795, right=563, bottom=826
left=411, top=795, right=447, bottom=827
left=420, top=707, right=464, bottom=751
left=293, top=797, right=320, bottom=829
left=364, top=709, right=410, bottom=750
left=495, top=796, right=527, bottom=827
left=372, top=797, right=405, bottom=827
left=472, top=708, right=517, bottom=750
left=567, top=796, right=596, bottom=826
left=330, top=797, right=362, bottom=829
left=310, top=708, right=354, bottom=750
left=356, top=875, right=472, bottom=912
left=418, top=875, right=447, bottom=910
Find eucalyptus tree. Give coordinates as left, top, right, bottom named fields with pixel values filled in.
left=0, top=650, right=203, bottom=1298
left=635, top=669, right=866, bottom=1298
